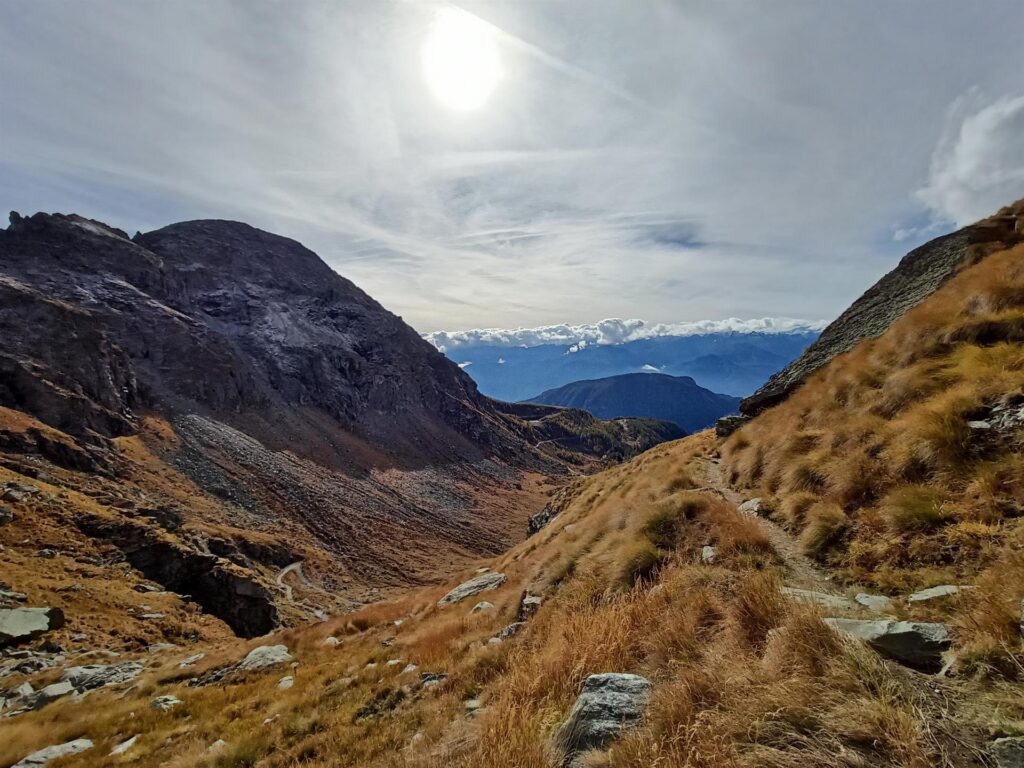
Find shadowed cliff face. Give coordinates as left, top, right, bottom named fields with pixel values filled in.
left=0, top=213, right=505, bottom=468
left=741, top=203, right=1024, bottom=416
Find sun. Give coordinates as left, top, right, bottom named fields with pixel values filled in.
left=422, top=8, right=501, bottom=111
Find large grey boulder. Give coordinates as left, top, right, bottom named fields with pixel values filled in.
left=991, top=736, right=1024, bottom=768
left=13, top=739, right=94, bottom=767
left=237, top=644, right=292, bottom=671
left=556, top=673, right=652, bottom=761
left=61, top=661, right=143, bottom=691
left=24, top=681, right=74, bottom=710
left=0, top=608, right=65, bottom=646
left=825, top=619, right=951, bottom=670
left=437, top=573, right=506, bottom=606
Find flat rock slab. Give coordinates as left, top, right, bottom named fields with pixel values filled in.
left=238, top=644, right=292, bottom=671
left=437, top=573, right=507, bottom=606
left=907, top=584, right=972, bottom=602
left=556, top=673, right=653, bottom=760
left=61, top=661, right=144, bottom=691
left=14, top=738, right=94, bottom=767
left=855, top=593, right=894, bottom=612
left=781, top=587, right=855, bottom=611
left=0, top=608, right=65, bottom=647
left=991, top=736, right=1024, bottom=768
left=825, top=618, right=951, bottom=670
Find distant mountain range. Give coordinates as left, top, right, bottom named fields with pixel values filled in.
left=526, top=372, right=740, bottom=432
left=426, top=329, right=820, bottom=403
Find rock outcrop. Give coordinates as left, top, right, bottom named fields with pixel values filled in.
left=742, top=206, right=1022, bottom=415
left=437, top=572, right=507, bottom=606
left=13, top=738, right=94, bottom=767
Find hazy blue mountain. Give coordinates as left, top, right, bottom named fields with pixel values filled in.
left=526, top=373, right=741, bottom=432
left=437, top=331, right=818, bottom=403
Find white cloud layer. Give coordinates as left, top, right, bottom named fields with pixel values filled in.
left=424, top=317, right=825, bottom=350
left=917, top=92, right=1024, bottom=227
left=2, top=2, right=1023, bottom=331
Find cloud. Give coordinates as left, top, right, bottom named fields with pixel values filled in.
left=641, top=364, right=660, bottom=371
left=2, top=3, right=1023, bottom=331
left=424, top=317, right=825, bottom=350
left=917, top=92, right=1024, bottom=226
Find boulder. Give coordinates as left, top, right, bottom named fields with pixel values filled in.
left=556, top=673, right=652, bottom=760
left=0, top=608, right=65, bottom=647
left=991, top=737, right=1024, bottom=768
left=701, top=545, right=716, bottom=564
left=907, top=584, right=971, bottom=603
left=715, top=415, right=748, bottom=437
left=471, top=601, right=494, bottom=613
left=437, top=573, right=507, bottom=607
left=150, top=694, right=182, bottom=711
left=518, top=593, right=542, bottom=621
left=13, top=739, right=94, bottom=767
left=420, top=671, right=447, bottom=689
left=24, top=681, right=73, bottom=710
left=237, top=644, right=292, bottom=672
left=61, top=661, right=144, bottom=691
left=824, top=619, right=951, bottom=670
left=855, top=593, right=894, bottom=612
left=781, top=587, right=855, bottom=611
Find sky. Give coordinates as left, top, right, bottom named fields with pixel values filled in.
left=2, top=1, right=1024, bottom=334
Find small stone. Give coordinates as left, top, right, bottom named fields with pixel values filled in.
left=150, top=694, right=183, bottom=711
left=471, top=601, right=494, bottom=613
left=518, top=594, right=542, bottom=621
left=701, top=545, right=716, bottom=564
left=401, top=663, right=418, bottom=674
left=323, top=636, right=340, bottom=646
left=35, top=549, right=57, bottom=559
left=179, top=652, right=205, bottom=668
left=907, top=585, right=972, bottom=603
left=420, top=672, right=447, bottom=689
left=277, top=675, right=294, bottom=690
left=386, top=659, right=404, bottom=667
left=738, top=498, right=762, bottom=516
left=148, top=643, right=178, bottom=653
left=134, top=584, right=161, bottom=593
left=208, top=739, right=226, bottom=751
left=497, top=622, right=525, bottom=640
left=110, top=735, right=138, bottom=756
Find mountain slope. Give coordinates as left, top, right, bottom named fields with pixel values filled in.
left=0, top=212, right=667, bottom=640
left=742, top=205, right=1023, bottom=415
left=526, top=372, right=740, bottom=431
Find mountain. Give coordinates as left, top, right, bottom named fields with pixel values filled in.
left=526, top=372, right=740, bottom=431
left=7, top=202, right=1023, bottom=768
left=0, top=211, right=673, bottom=640
left=429, top=330, right=819, bottom=403
left=742, top=205, right=1023, bottom=415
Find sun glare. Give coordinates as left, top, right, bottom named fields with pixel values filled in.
left=422, top=8, right=501, bottom=111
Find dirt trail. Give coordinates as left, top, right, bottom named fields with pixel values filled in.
left=697, top=457, right=839, bottom=593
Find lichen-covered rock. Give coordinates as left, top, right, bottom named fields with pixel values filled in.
left=825, top=619, right=951, bottom=670
left=437, top=573, right=506, bottom=606
left=991, top=736, right=1024, bottom=768
left=556, top=673, right=652, bottom=761
left=0, top=608, right=65, bottom=647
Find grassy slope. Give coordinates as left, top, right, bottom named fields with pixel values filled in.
left=4, top=432, right=1016, bottom=768
left=723, top=232, right=1024, bottom=675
